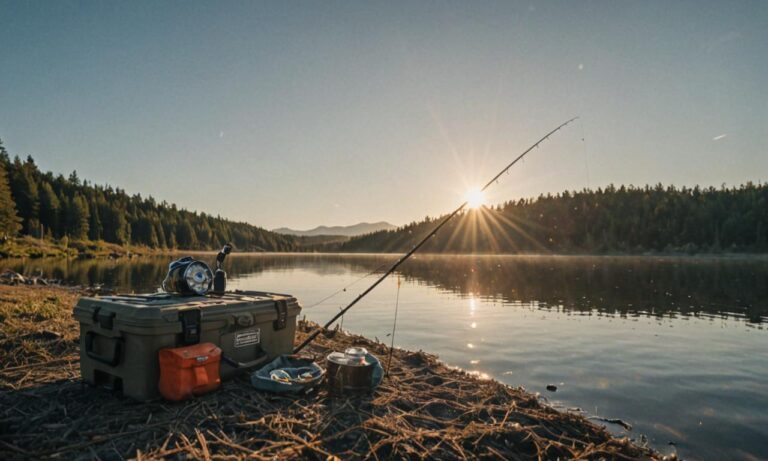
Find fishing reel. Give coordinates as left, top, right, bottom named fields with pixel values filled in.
left=162, top=243, right=233, bottom=296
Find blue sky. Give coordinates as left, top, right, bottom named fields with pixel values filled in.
left=1, top=1, right=766, bottom=229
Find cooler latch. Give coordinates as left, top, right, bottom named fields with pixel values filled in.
left=91, top=307, right=115, bottom=330
left=98, top=311, right=116, bottom=330
left=179, top=308, right=202, bottom=345
left=273, top=299, right=288, bottom=331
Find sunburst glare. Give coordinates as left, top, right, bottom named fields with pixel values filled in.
left=465, top=188, right=486, bottom=210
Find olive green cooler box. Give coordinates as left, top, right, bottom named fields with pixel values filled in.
left=73, top=291, right=301, bottom=401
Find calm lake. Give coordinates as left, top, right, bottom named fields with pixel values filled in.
left=7, top=253, right=768, bottom=460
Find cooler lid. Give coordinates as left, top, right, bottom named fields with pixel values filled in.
left=73, top=290, right=300, bottom=331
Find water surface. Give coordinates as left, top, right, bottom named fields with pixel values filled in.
left=7, top=253, right=768, bottom=461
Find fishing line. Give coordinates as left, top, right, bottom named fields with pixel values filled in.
left=306, top=260, right=393, bottom=336
left=386, top=274, right=402, bottom=377
left=303, top=260, right=392, bottom=309
left=294, top=116, right=579, bottom=353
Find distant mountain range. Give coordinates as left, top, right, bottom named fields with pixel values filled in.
left=273, top=221, right=396, bottom=237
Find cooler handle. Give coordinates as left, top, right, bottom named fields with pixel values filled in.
left=85, top=332, right=123, bottom=367
left=221, top=350, right=269, bottom=370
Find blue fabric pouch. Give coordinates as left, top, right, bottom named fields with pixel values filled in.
left=250, top=355, right=325, bottom=394
left=366, top=353, right=384, bottom=388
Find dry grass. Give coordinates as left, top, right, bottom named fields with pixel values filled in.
left=0, top=285, right=660, bottom=460
left=0, top=236, right=170, bottom=259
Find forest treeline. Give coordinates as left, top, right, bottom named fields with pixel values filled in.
left=0, top=139, right=296, bottom=251
left=2, top=138, right=766, bottom=255
left=336, top=183, right=768, bottom=254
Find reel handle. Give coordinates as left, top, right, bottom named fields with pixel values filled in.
left=212, top=243, right=233, bottom=295
left=216, top=243, right=232, bottom=269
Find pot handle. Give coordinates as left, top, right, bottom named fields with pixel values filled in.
left=221, top=350, right=269, bottom=370
left=84, top=332, right=123, bottom=367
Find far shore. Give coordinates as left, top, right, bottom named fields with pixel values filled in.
left=2, top=236, right=767, bottom=261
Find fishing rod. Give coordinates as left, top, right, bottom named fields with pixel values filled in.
left=293, top=116, right=579, bottom=354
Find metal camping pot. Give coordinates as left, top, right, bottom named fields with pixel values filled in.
left=326, top=347, right=376, bottom=395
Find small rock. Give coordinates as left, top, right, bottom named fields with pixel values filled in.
left=0, top=269, right=26, bottom=285
left=546, top=384, right=557, bottom=392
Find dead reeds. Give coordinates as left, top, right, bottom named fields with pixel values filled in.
left=0, top=286, right=659, bottom=460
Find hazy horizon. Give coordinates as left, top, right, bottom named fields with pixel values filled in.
left=1, top=1, right=766, bottom=230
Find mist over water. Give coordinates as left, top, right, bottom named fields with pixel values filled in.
left=8, top=253, right=768, bottom=460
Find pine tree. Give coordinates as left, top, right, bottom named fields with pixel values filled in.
left=9, top=156, right=39, bottom=234
left=176, top=219, right=198, bottom=249
left=39, top=182, right=60, bottom=237
left=69, top=194, right=90, bottom=240
left=133, top=216, right=159, bottom=247
left=197, top=219, right=213, bottom=247
left=166, top=231, right=177, bottom=249
left=89, top=205, right=103, bottom=240
left=103, top=204, right=130, bottom=244
left=0, top=161, right=22, bottom=239
left=154, top=218, right=167, bottom=248
left=0, top=139, right=9, bottom=169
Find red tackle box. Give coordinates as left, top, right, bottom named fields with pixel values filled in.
left=158, top=342, right=222, bottom=401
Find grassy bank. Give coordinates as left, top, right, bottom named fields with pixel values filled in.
left=0, top=285, right=662, bottom=460
left=0, top=236, right=174, bottom=259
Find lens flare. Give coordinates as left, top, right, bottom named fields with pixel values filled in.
left=465, top=188, right=486, bottom=210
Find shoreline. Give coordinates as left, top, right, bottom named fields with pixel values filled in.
left=0, top=236, right=178, bottom=259
left=2, top=239, right=767, bottom=262
left=0, top=285, right=663, bottom=460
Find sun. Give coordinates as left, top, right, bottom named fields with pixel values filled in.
left=465, top=188, right=486, bottom=210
